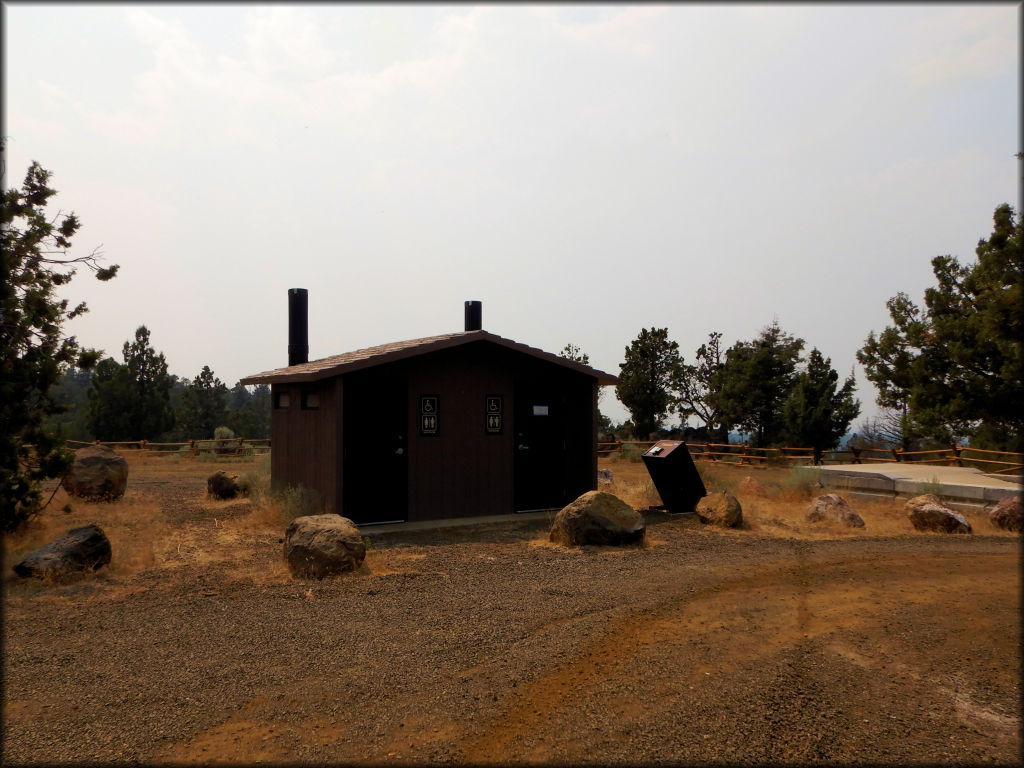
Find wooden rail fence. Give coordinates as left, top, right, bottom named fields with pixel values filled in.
left=61, top=438, right=1022, bottom=474
left=597, top=440, right=1023, bottom=474
left=66, top=438, right=271, bottom=457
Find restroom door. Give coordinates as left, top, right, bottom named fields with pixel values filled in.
left=343, top=371, right=408, bottom=524
left=513, top=388, right=565, bottom=512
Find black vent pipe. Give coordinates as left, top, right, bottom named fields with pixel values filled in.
left=464, top=300, right=482, bottom=332
left=288, top=288, right=308, bottom=366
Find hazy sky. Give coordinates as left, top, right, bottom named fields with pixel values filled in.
left=3, top=3, right=1019, bottom=428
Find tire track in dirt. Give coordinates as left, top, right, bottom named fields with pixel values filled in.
left=458, top=549, right=1018, bottom=763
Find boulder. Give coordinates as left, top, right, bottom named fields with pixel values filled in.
left=549, top=491, right=645, bottom=546
left=738, top=476, right=768, bottom=497
left=806, top=494, right=865, bottom=528
left=13, top=525, right=112, bottom=579
left=906, top=494, right=972, bottom=534
left=207, top=471, right=241, bottom=500
left=597, top=468, right=613, bottom=485
left=61, top=445, right=128, bottom=501
left=989, top=497, right=1022, bottom=532
left=284, top=514, right=366, bottom=579
left=696, top=491, right=743, bottom=528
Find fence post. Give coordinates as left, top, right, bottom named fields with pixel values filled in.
left=950, top=443, right=963, bottom=467
left=190, top=439, right=197, bottom=457
left=850, top=446, right=862, bottom=465
left=891, top=447, right=902, bottom=462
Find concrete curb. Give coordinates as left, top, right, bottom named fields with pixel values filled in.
left=811, top=464, right=1022, bottom=507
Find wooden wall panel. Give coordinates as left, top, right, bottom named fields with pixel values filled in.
left=270, top=379, right=340, bottom=512
left=405, top=344, right=514, bottom=521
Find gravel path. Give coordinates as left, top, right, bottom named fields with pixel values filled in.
left=3, top=469, right=1021, bottom=765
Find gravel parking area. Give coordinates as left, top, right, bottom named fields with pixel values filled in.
left=3, top=457, right=1021, bottom=765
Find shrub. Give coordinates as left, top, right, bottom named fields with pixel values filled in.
left=278, top=485, right=323, bottom=520
left=915, top=476, right=944, bottom=497
left=236, top=471, right=266, bottom=503
left=695, top=462, right=737, bottom=494
left=621, top=445, right=645, bottom=463
left=778, top=466, right=821, bottom=498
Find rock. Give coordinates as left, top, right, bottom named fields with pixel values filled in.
left=906, top=494, right=972, bottom=534
left=738, top=476, right=767, bottom=497
left=207, top=471, right=241, bottom=499
left=549, top=491, right=645, bottom=546
left=284, top=514, right=366, bottom=578
left=61, top=445, right=128, bottom=501
left=806, top=494, right=865, bottom=528
left=696, top=491, right=743, bottom=528
left=989, top=497, right=1022, bottom=532
left=13, top=525, right=112, bottom=579
left=597, top=468, right=613, bottom=485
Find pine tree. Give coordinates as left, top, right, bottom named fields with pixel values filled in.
left=225, top=383, right=271, bottom=439
left=783, top=348, right=860, bottom=463
left=859, top=204, right=1022, bottom=449
left=1, top=153, right=118, bottom=531
left=176, top=366, right=229, bottom=439
left=558, top=343, right=590, bottom=366
left=87, top=327, right=174, bottom=440
left=716, top=321, right=805, bottom=447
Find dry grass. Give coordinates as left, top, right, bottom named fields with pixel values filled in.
left=2, top=485, right=169, bottom=581
left=599, top=456, right=1018, bottom=540
left=5, top=452, right=1017, bottom=595
left=2, top=451, right=277, bottom=589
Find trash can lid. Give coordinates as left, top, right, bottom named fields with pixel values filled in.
left=644, top=440, right=685, bottom=457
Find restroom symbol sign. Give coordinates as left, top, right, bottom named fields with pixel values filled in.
left=420, top=395, right=439, bottom=436
left=485, top=395, right=503, bottom=434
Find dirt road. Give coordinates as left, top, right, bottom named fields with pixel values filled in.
left=2, top=456, right=1020, bottom=764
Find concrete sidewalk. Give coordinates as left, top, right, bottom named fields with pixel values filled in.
left=359, top=510, right=553, bottom=536
left=812, top=463, right=1021, bottom=507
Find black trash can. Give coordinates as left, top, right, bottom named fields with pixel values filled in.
left=641, top=440, right=706, bottom=514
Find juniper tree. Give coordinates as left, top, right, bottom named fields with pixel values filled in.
left=616, top=328, right=683, bottom=439
left=1, top=154, right=118, bottom=531
left=674, top=331, right=730, bottom=442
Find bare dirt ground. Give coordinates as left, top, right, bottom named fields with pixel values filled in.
left=3, top=454, right=1021, bottom=765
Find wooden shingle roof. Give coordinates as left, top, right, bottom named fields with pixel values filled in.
left=240, top=330, right=619, bottom=386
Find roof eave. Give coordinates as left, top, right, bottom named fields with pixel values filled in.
left=240, top=330, right=619, bottom=385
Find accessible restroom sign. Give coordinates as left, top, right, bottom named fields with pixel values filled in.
left=485, top=395, right=503, bottom=434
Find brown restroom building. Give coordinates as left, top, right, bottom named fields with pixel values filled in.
left=240, top=294, right=618, bottom=525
